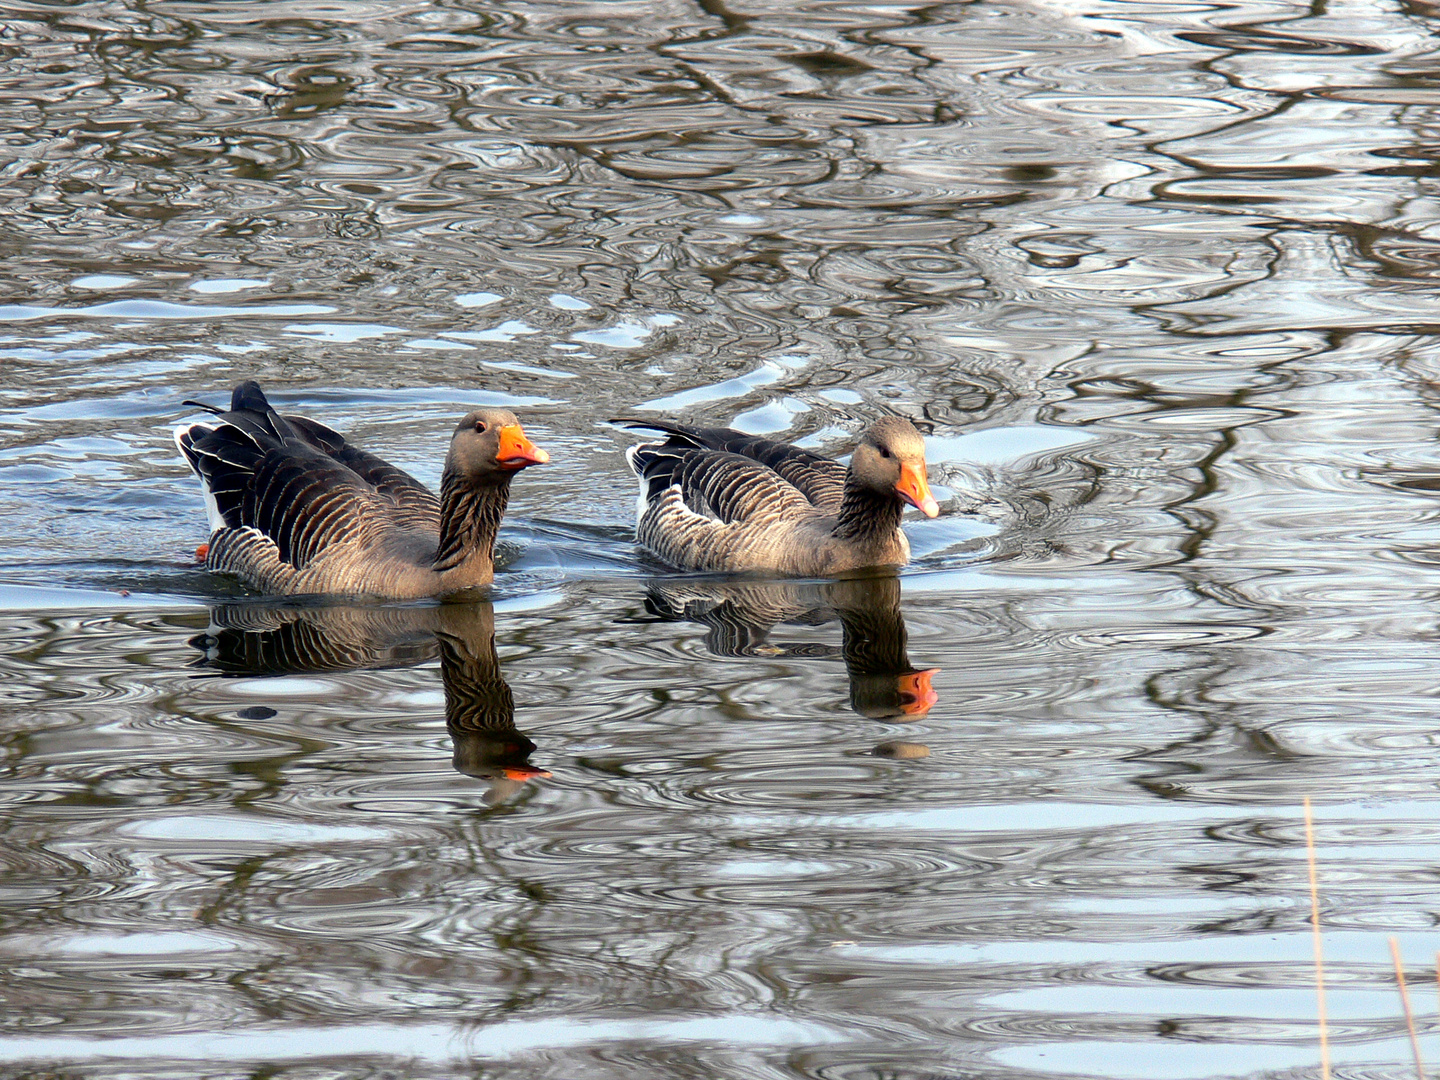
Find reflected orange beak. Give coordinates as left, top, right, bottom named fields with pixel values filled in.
left=896, top=669, right=939, bottom=717
left=496, top=425, right=550, bottom=470
left=896, top=461, right=939, bottom=518
left=503, top=765, right=552, bottom=781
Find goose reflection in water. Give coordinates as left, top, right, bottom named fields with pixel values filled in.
left=639, top=574, right=938, bottom=733
left=188, top=602, right=547, bottom=804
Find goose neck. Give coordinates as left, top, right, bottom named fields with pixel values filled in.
left=832, top=477, right=903, bottom=544
left=434, top=471, right=510, bottom=576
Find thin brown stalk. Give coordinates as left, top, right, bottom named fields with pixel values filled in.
left=1304, top=796, right=1330, bottom=1080
left=1391, top=937, right=1424, bottom=1080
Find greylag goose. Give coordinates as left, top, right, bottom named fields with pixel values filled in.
left=175, top=381, right=548, bottom=598
left=617, top=416, right=939, bottom=576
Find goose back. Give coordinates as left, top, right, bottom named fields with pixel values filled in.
left=622, top=419, right=847, bottom=510
left=286, top=415, right=441, bottom=531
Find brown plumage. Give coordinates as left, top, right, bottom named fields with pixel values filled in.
left=618, top=416, right=939, bottom=576
left=175, top=381, right=548, bottom=598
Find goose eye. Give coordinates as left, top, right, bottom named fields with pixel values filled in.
left=878, top=446, right=891, bottom=459
left=474, top=420, right=488, bottom=434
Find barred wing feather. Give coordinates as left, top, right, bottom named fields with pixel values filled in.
left=616, top=419, right=845, bottom=511
left=287, top=416, right=440, bottom=528
left=179, top=380, right=442, bottom=575
left=637, top=446, right=814, bottom=526
left=246, top=443, right=391, bottom=569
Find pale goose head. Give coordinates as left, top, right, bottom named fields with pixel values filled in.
left=445, top=409, right=550, bottom=484
left=848, top=417, right=939, bottom=518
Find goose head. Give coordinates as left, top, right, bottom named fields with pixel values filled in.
left=849, top=417, right=939, bottom=517
left=447, top=409, right=550, bottom=484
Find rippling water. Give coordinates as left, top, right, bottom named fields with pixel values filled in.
left=5, top=0, right=1440, bottom=1076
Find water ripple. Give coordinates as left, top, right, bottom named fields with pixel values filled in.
left=5, top=0, right=1440, bottom=1075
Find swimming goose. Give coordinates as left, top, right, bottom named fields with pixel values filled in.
left=175, top=381, right=548, bottom=598
left=617, top=416, right=939, bottom=576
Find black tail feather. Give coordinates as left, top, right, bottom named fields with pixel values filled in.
left=615, top=417, right=832, bottom=469
left=613, top=417, right=735, bottom=451
left=179, top=383, right=303, bottom=530
left=628, top=443, right=688, bottom=503
left=183, top=381, right=301, bottom=448
left=230, top=380, right=271, bottom=414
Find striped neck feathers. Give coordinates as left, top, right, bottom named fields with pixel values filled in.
left=832, top=476, right=904, bottom=545
left=433, top=469, right=512, bottom=575
left=438, top=631, right=516, bottom=733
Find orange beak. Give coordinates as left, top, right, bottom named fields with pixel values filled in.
left=896, top=461, right=939, bottom=518
left=495, top=425, right=550, bottom=470
left=896, top=669, right=939, bottom=717
left=503, top=765, right=552, bottom=781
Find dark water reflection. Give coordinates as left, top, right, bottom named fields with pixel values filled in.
left=192, top=602, right=549, bottom=803
left=641, top=575, right=939, bottom=723
left=6, top=0, right=1440, bottom=1075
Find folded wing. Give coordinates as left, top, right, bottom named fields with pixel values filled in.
left=175, top=382, right=439, bottom=574
left=616, top=419, right=846, bottom=512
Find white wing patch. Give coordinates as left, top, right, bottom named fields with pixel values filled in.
left=174, top=423, right=226, bottom=532
left=625, top=445, right=650, bottom=524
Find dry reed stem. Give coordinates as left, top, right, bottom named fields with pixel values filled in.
left=1390, top=937, right=1425, bottom=1080
left=1304, top=796, right=1330, bottom=1080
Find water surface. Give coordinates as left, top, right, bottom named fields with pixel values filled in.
left=4, top=0, right=1440, bottom=1076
